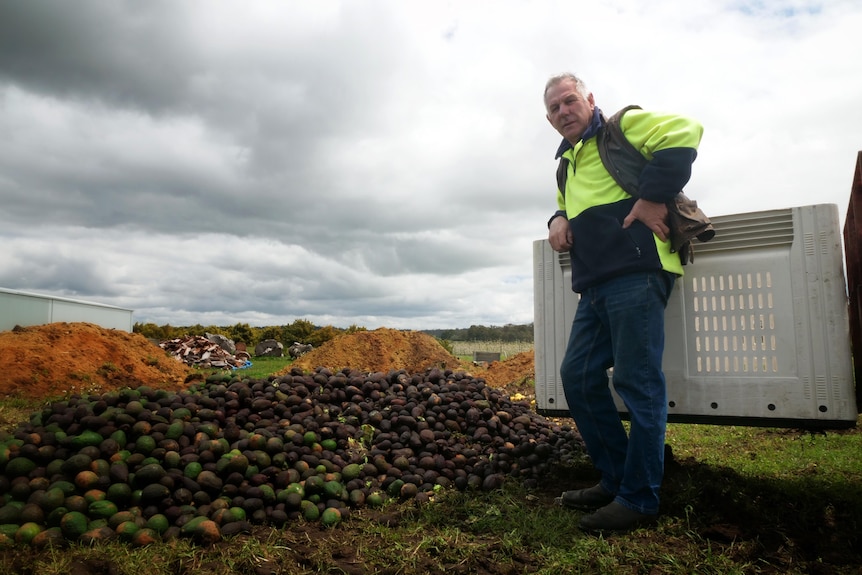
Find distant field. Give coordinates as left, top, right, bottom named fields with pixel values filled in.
left=450, top=340, right=533, bottom=359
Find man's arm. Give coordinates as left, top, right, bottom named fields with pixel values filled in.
left=623, top=110, right=704, bottom=203
left=548, top=213, right=572, bottom=252
left=622, top=199, right=669, bottom=241
left=620, top=110, right=703, bottom=236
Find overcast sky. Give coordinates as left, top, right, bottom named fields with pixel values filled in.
left=1, top=1, right=860, bottom=331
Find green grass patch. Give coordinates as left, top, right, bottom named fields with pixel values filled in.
left=214, top=354, right=293, bottom=380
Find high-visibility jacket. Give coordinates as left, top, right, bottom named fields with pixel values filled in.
left=552, top=106, right=703, bottom=292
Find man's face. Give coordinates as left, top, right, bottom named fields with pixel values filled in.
left=545, top=79, right=595, bottom=143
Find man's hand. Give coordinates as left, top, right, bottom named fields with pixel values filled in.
left=549, top=215, right=572, bottom=252
left=623, top=199, right=669, bottom=242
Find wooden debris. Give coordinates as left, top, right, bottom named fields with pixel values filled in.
left=159, top=335, right=250, bottom=369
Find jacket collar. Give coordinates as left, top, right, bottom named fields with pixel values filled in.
left=554, top=106, right=603, bottom=159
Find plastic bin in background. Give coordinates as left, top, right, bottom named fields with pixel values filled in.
left=533, top=203, right=858, bottom=429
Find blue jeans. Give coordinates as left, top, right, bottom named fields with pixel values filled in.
left=560, top=270, right=675, bottom=515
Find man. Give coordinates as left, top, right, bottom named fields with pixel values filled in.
left=544, top=73, right=703, bottom=532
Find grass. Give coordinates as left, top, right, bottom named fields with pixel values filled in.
left=0, top=396, right=42, bottom=433
left=1, top=360, right=861, bottom=574
left=666, top=423, right=860, bottom=480
left=216, top=355, right=293, bottom=380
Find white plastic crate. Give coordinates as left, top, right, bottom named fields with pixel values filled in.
left=533, top=203, right=858, bottom=429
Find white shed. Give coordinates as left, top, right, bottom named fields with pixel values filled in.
left=0, top=288, right=133, bottom=332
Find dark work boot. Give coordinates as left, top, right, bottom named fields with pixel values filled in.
left=554, top=483, right=615, bottom=510
left=578, top=501, right=657, bottom=533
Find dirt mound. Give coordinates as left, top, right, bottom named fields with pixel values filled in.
left=0, top=322, right=198, bottom=400
left=286, top=328, right=460, bottom=375
left=480, top=350, right=535, bottom=393
left=288, top=331, right=536, bottom=403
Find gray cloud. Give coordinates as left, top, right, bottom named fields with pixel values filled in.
left=1, top=0, right=860, bottom=330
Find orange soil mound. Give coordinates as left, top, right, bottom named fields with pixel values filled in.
left=287, top=328, right=460, bottom=375
left=287, top=329, right=536, bottom=398
left=481, top=350, right=535, bottom=393
left=0, top=322, right=198, bottom=400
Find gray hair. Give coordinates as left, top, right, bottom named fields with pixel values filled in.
left=543, top=73, right=589, bottom=102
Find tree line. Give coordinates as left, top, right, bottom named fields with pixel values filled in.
left=133, top=320, right=366, bottom=349
left=133, top=321, right=534, bottom=350
left=422, top=323, right=534, bottom=343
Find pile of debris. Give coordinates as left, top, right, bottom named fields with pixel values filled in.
left=159, top=333, right=251, bottom=370
left=288, top=341, right=313, bottom=358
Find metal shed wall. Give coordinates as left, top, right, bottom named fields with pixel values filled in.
left=0, top=288, right=133, bottom=332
